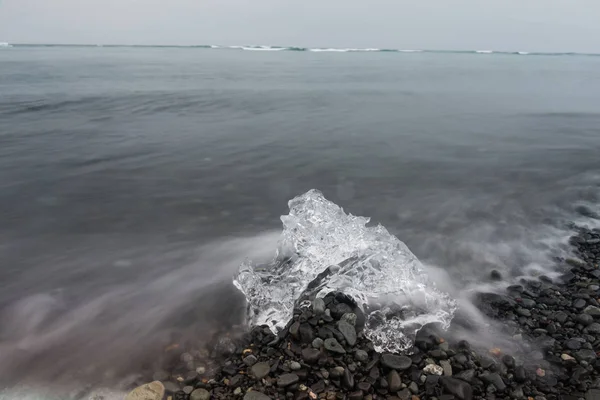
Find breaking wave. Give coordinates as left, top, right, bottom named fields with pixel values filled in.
left=233, top=190, right=457, bottom=352
left=0, top=42, right=13, bottom=48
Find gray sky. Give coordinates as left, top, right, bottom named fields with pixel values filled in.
left=1, top=0, right=599, bottom=52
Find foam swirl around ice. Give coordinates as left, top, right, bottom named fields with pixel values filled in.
left=233, top=189, right=456, bottom=352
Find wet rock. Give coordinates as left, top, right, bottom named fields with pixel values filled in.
left=575, top=349, right=597, bottom=362
left=244, top=392, right=273, bottom=400
left=587, top=323, right=600, bottom=334
left=578, top=313, right=595, bottom=326
left=440, top=360, right=452, bottom=376
left=574, top=299, right=588, bottom=309
left=342, top=369, right=355, bottom=389
left=388, top=370, right=402, bottom=392
left=312, top=338, right=324, bottom=349
left=302, top=348, right=321, bottom=364
left=324, top=338, right=346, bottom=354
left=520, top=298, right=536, bottom=308
left=348, top=391, right=363, bottom=400
left=313, top=298, right=326, bottom=315
left=277, top=373, right=299, bottom=387
left=251, top=362, right=271, bottom=379
left=430, top=349, right=448, bottom=359
left=511, top=387, right=525, bottom=399
left=554, top=311, right=569, bottom=324
left=517, top=308, right=532, bottom=317
left=481, top=373, right=506, bottom=391
left=125, top=381, right=165, bottom=400
left=243, top=354, right=258, bottom=366
left=455, top=370, right=475, bottom=383
left=354, top=349, right=369, bottom=363
left=397, top=388, right=412, bottom=400
left=565, top=339, right=583, bottom=350
left=490, top=269, right=502, bottom=281
left=337, top=320, right=357, bottom=346
left=381, top=353, right=412, bottom=370
left=502, top=355, right=515, bottom=369
left=290, top=321, right=301, bottom=338
left=331, top=303, right=353, bottom=319
left=585, top=306, right=600, bottom=317
left=409, top=381, right=419, bottom=394
left=163, top=382, right=180, bottom=394
left=222, top=363, right=239, bottom=376
left=585, top=389, right=600, bottom=400
left=330, top=366, right=345, bottom=378
left=190, top=388, right=211, bottom=400
left=229, top=374, right=244, bottom=387
left=357, top=381, right=371, bottom=392
left=290, top=361, right=302, bottom=371
left=214, top=336, right=237, bottom=357
left=440, top=377, right=473, bottom=400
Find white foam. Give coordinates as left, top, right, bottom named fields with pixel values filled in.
left=242, top=46, right=286, bottom=51
left=0, top=42, right=13, bottom=48
left=476, top=50, right=493, bottom=54
left=310, top=48, right=350, bottom=52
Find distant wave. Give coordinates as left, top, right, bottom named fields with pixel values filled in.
left=241, top=45, right=287, bottom=51
left=5, top=44, right=599, bottom=57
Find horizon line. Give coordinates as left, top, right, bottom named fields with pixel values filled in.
left=2, top=43, right=600, bottom=56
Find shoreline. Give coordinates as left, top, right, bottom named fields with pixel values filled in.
left=130, top=225, right=600, bottom=400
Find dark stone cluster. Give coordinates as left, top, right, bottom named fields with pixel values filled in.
left=142, top=227, right=600, bottom=400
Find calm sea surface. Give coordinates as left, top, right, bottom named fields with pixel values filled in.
left=1, top=46, right=600, bottom=391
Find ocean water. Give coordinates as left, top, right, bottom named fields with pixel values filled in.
left=1, top=45, right=600, bottom=395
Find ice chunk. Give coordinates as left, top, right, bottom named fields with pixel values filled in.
left=233, top=189, right=456, bottom=352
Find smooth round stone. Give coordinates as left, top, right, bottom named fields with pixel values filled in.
left=251, top=362, right=271, bottom=379
left=313, top=298, right=326, bottom=315
left=587, top=323, right=600, bottom=334
left=324, top=338, right=346, bottom=354
left=330, top=366, right=345, bottom=378
left=190, top=388, right=211, bottom=400
left=277, top=373, right=299, bottom=387
left=125, top=381, right=165, bottom=400
left=354, top=349, right=369, bottom=363
left=565, top=339, right=582, bottom=350
left=182, top=386, right=194, bottom=395
left=574, top=299, right=587, bottom=309
left=302, top=348, right=321, bottom=363
left=388, top=370, right=402, bottom=392
left=290, top=361, right=302, bottom=371
left=162, top=382, right=180, bottom=393
left=243, top=354, right=258, bottom=366
left=381, top=353, right=412, bottom=370
left=243, top=392, right=273, bottom=400
left=337, top=320, right=357, bottom=346
left=312, top=338, right=324, bottom=349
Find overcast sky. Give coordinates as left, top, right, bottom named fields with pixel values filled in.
left=1, top=0, right=599, bottom=52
